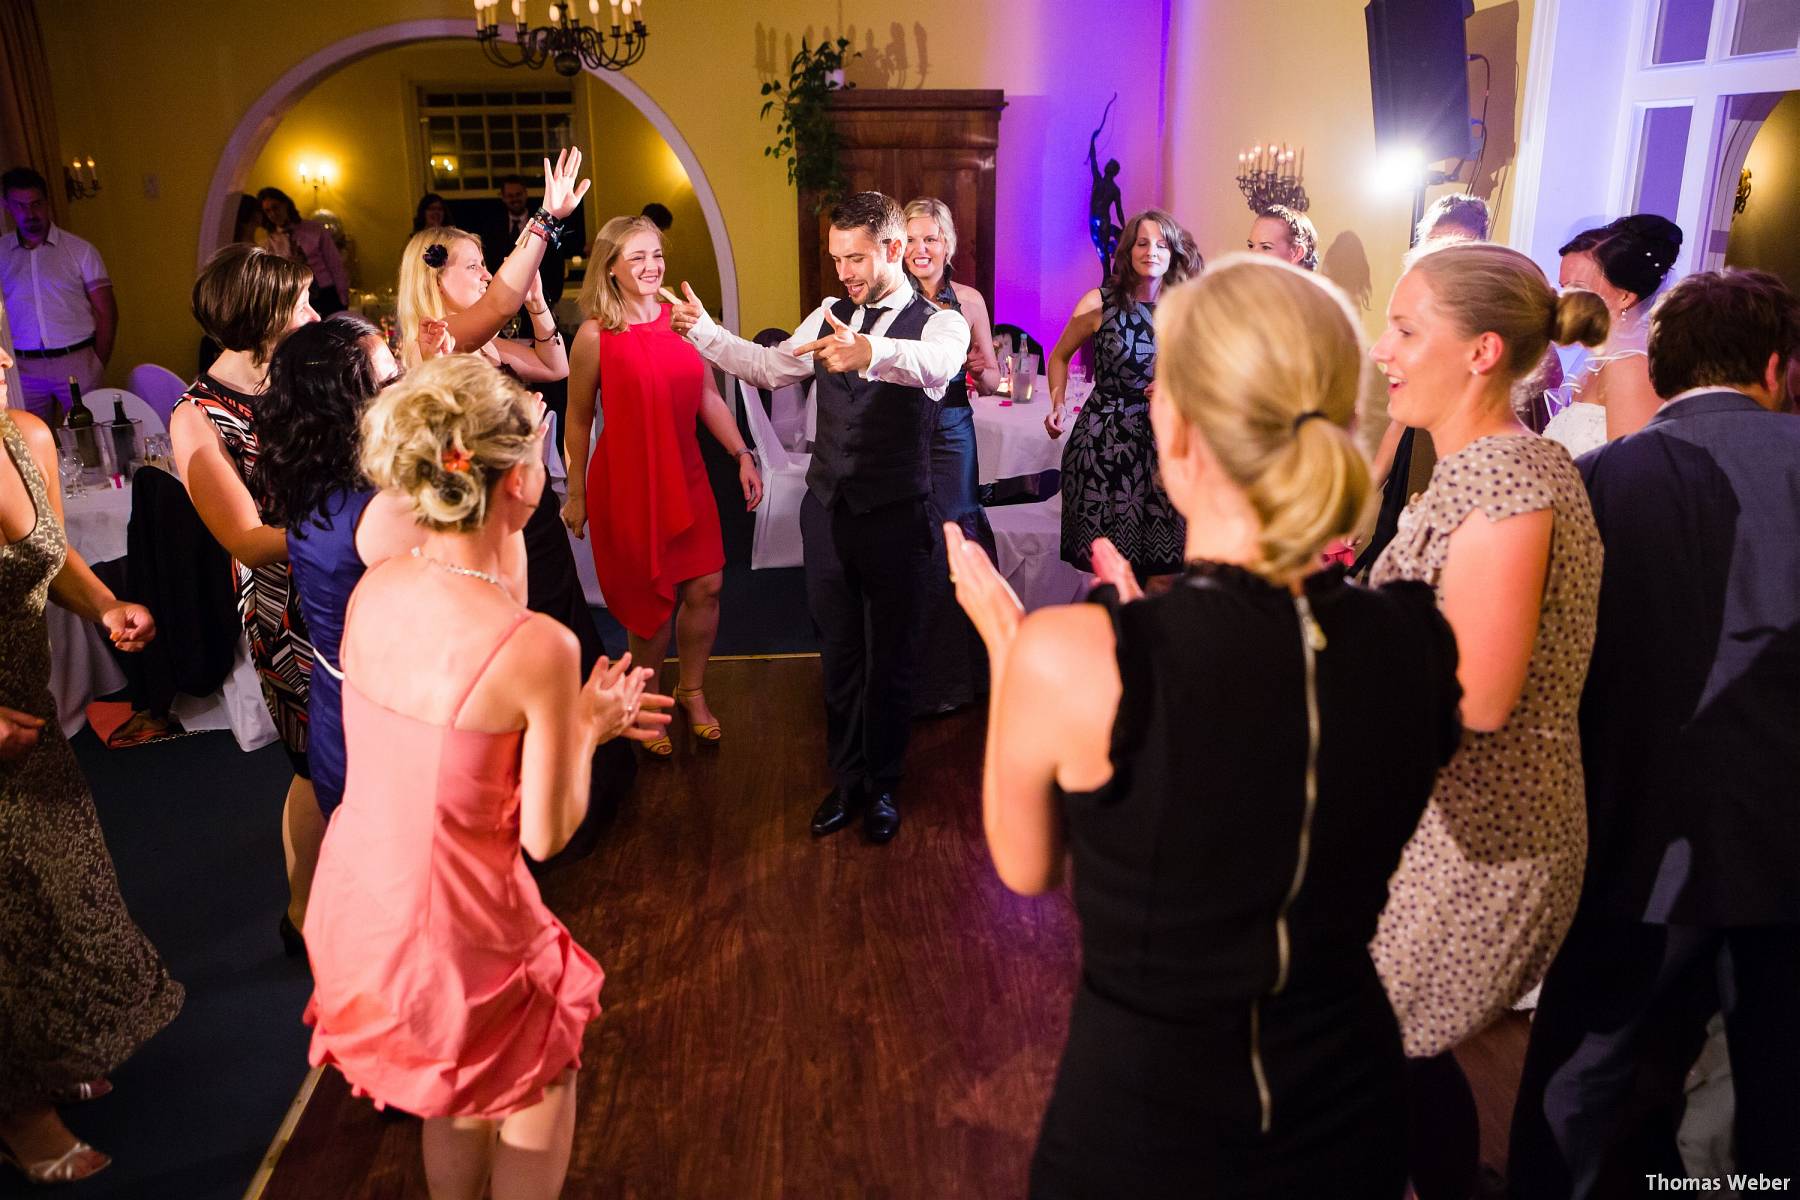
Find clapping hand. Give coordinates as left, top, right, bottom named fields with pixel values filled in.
left=539, top=148, right=591, bottom=221
left=416, top=318, right=455, bottom=362
left=664, top=282, right=708, bottom=338
left=100, top=602, right=156, bottom=653
left=794, top=309, right=873, bottom=375
left=1088, top=537, right=1144, bottom=603
left=946, top=522, right=1024, bottom=662
left=583, top=652, right=673, bottom=745
left=0, top=706, right=45, bottom=763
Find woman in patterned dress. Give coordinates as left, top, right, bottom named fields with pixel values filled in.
left=170, top=243, right=320, bottom=952
left=1366, top=241, right=1609, bottom=1199
left=1046, top=209, right=1200, bottom=581
left=0, top=346, right=183, bottom=1184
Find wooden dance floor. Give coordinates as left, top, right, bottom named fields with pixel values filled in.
left=259, top=656, right=1527, bottom=1198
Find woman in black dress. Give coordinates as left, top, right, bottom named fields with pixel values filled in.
left=948, top=256, right=1462, bottom=1198
left=1046, top=208, right=1199, bottom=581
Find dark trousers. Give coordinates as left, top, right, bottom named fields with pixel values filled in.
left=800, top=490, right=933, bottom=794
left=1509, top=915, right=1800, bottom=1198
left=916, top=405, right=995, bottom=714
left=522, top=480, right=634, bottom=863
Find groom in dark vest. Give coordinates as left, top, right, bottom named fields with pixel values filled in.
left=670, top=192, right=971, bottom=844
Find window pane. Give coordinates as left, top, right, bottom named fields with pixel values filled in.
left=424, top=92, right=454, bottom=107
left=1731, top=0, right=1800, bottom=55
left=1633, top=105, right=1693, bottom=221
left=460, top=131, right=486, bottom=151
left=1652, top=0, right=1714, bottom=63
left=490, top=128, right=516, bottom=150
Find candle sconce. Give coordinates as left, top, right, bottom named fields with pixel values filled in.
left=64, top=157, right=100, bottom=202
left=298, top=161, right=334, bottom=209
left=1235, top=143, right=1308, bottom=213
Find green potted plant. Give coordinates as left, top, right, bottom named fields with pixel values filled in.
left=760, top=36, right=859, bottom=211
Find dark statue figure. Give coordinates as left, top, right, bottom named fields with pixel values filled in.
left=1087, top=95, right=1125, bottom=281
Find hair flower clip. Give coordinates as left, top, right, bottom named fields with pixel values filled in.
left=441, top=444, right=472, bottom=474
left=423, top=243, right=449, bottom=269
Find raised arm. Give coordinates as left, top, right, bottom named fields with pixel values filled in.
left=669, top=281, right=818, bottom=391
left=561, top=320, right=601, bottom=536
left=1438, top=505, right=1553, bottom=731
left=170, top=403, right=288, bottom=567
left=1046, top=288, right=1105, bottom=437
left=448, top=149, right=590, bottom=351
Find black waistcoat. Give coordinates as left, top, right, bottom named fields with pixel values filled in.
left=807, top=293, right=938, bottom=512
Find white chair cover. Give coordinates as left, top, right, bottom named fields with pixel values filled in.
left=737, top=377, right=812, bottom=570
left=124, top=363, right=188, bottom=429
left=986, top=494, right=1092, bottom=612
left=82, top=387, right=166, bottom=448
left=542, top=411, right=606, bottom=608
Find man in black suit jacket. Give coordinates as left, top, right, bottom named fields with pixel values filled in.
left=481, top=174, right=566, bottom=305
left=1509, top=269, right=1800, bottom=1198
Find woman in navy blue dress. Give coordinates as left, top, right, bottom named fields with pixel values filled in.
left=253, top=315, right=525, bottom=823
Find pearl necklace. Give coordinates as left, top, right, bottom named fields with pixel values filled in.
left=410, top=545, right=505, bottom=590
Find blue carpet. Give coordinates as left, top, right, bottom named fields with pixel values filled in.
left=0, top=729, right=312, bottom=1200
left=4, top=562, right=813, bottom=1199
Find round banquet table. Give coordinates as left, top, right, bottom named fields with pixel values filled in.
left=45, top=474, right=277, bottom=748
left=968, top=376, right=1095, bottom=486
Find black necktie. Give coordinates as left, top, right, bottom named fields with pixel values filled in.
left=510, top=214, right=524, bottom=238
left=858, top=305, right=883, bottom=334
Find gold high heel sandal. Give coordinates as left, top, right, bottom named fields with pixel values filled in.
left=674, top=686, right=723, bottom=744
left=0, top=1137, right=111, bottom=1185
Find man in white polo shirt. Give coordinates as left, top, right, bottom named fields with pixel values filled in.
left=1, top=166, right=118, bottom=418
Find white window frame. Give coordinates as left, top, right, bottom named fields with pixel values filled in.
left=1514, top=0, right=1800, bottom=275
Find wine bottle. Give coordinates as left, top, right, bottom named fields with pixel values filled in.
left=109, top=396, right=137, bottom=475
left=66, top=377, right=102, bottom=469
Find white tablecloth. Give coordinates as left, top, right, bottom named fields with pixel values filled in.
left=45, top=477, right=277, bottom=749
left=970, top=377, right=1091, bottom=485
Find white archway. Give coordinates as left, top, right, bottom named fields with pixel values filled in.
left=197, top=17, right=740, bottom=330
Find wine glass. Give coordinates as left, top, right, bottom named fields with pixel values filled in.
left=58, top=449, right=85, bottom=497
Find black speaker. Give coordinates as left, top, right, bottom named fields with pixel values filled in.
left=1365, top=0, right=1474, bottom=163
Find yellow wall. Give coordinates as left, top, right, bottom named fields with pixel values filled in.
left=34, top=0, right=1171, bottom=384
left=241, top=39, right=719, bottom=317
left=1165, top=0, right=1539, bottom=333
left=1726, top=90, right=1800, bottom=294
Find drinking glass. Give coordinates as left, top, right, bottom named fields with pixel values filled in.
left=58, top=449, right=85, bottom=497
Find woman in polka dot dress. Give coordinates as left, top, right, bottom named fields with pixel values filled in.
left=1366, top=242, right=1607, bottom=1198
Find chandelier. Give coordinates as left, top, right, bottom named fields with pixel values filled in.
left=1235, top=143, right=1308, bottom=213
left=474, top=0, right=649, bottom=75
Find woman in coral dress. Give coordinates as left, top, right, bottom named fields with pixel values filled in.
left=562, top=216, right=761, bottom=758
left=304, top=356, right=669, bottom=1198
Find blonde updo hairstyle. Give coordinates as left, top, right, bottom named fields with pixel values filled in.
left=577, top=215, right=663, bottom=334
left=396, top=226, right=485, bottom=368
left=1404, top=241, right=1610, bottom=380
left=359, top=355, right=537, bottom=533
left=1155, top=255, right=1373, bottom=580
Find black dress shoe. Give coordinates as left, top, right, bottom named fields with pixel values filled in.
left=863, top=791, right=900, bottom=844
left=279, top=913, right=306, bottom=958
left=810, top=787, right=864, bottom=838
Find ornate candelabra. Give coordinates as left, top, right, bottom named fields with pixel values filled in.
left=474, top=0, right=650, bottom=75
left=1235, top=143, right=1308, bottom=213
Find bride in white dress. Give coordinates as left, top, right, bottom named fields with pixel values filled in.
left=1543, top=214, right=1682, bottom=459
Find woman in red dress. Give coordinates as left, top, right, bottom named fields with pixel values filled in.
left=563, top=217, right=761, bottom=757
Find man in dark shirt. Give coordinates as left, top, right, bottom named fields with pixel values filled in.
left=1509, top=269, right=1800, bottom=1198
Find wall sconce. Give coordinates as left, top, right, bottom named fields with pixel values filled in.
left=64, top=156, right=100, bottom=201
left=1734, top=167, right=1752, bottom=216
left=297, top=160, right=334, bottom=209
left=430, top=155, right=459, bottom=175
